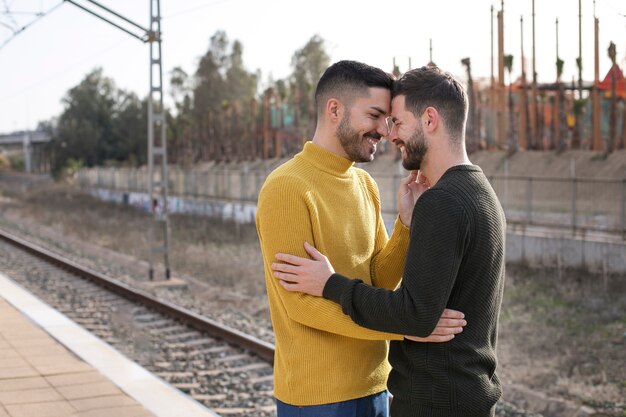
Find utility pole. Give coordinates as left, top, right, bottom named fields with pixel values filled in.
left=578, top=0, right=583, bottom=99
left=22, top=132, right=32, bottom=173
left=556, top=18, right=560, bottom=81
left=263, top=89, right=271, bottom=159
left=490, top=5, right=496, bottom=147
left=530, top=0, right=538, bottom=149
left=555, top=18, right=562, bottom=148
left=429, top=38, right=433, bottom=64
left=66, top=0, right=171, bottom=280
left=146, top=0, right=171, bottom=280
left=520, top=16, right=528, bottom=150
left=592, top=0, right=602, bottom=152
left=498, top=0, right=506, bottom=148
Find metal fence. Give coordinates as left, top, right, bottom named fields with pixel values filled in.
left=372, top=173, right=626, bottom=239
left=490, top=175, right=625, bottom=236
left=76, top=167, right=626, bottom=240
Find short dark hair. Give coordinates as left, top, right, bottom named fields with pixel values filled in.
left=314, top=60, right=393, bottom=118
left=392, top=65, right=468, bottom=143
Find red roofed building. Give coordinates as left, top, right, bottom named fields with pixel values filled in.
left=596, top=64, right=626, bottom=98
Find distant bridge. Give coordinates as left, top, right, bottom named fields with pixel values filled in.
left=0, top=130, right=51, bottom=173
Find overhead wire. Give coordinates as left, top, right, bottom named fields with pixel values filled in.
left=2, top=0, right=18, bottom=27
left=0, top=0, right=64, bottom=51
left=597, top=0, right=626, bottom=18
left=0, top=36, right=132, bottom=103
left=0, top=20, right=14, bottom=32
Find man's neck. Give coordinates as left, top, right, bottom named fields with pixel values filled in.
left=422, top=142, right=471, bottom=186
left=312, top=128, right=348, bottom=159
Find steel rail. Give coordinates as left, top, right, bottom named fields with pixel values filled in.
left=0, top=228, right=275, bottom=364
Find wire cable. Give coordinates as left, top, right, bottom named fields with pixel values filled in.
left=0, top=1, right=64, bottom=52
left=597, top=0, right=626, bottom=18
left=0, top=36, right=131, bottom=103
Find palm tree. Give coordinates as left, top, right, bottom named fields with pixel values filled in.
left=556, top=57, right=567, bottom=152
left=504, top=54, right=517, bottom=152
left=572, top=58, right=583, bottom=149
left=461, top=57, right=478, bottom=151
left=608, top=41, right=617, bottom=153
left=622, top=92, right=626, bottom=150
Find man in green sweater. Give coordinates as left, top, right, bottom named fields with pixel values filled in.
left=272, top=65, right=507, bottom=416
left=257, top=61, right=467, bottom=417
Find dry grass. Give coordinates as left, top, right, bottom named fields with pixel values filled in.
left=497, top=265, right=626, bottom=407
left=6, top=182, right=264, bottom=295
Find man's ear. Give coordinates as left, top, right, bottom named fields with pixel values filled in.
left=326, top=98, right=342, bottom=123
left=423, top=107, right=439, bottom=133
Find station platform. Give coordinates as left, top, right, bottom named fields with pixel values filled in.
left=0, top=272, right=219, bottom=417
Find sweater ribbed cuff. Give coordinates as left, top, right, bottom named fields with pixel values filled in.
left=396, top=214, right=411, bottom=230
left=322, top=273, right=355, bottom=303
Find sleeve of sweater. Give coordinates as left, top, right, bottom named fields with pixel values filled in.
left=360, top=172, right=411, bottom=290
left=256, top=175, right=403, bottom=341
left=323, top=189, right=469, bottom=337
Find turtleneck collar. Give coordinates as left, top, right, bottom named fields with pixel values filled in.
left=297, top=141, right=354, bottom=178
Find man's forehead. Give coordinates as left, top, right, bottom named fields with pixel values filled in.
left=368, top=105, right=388, bottom=115
left=355, top=87, right=391, bottom=112
left=364, top=87, right=391, bottom=107
left=390, top=95, right=408, bottom=117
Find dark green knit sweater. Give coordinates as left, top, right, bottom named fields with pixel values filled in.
left=323, top=165, right=506, bottom=417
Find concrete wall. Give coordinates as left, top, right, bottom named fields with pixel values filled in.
left=89, top=188, right=257, bottom=224
left=88, top=187, right=626, bottom=274
left=506, top=227, right=626, bottom=274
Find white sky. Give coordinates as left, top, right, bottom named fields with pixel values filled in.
left=0, top=0, right=625, bottom=133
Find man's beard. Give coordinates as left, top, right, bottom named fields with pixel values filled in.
left=402, top=124, right=429, bottom=171
left=336, top=112, right=380, bottom=163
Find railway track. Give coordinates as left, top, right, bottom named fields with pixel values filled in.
left=0, top=228, right=276, bottom=417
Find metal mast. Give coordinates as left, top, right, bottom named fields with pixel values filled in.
left=147, top=0, right=170, bottom=280
left=65, top=0, right=171, bottom=280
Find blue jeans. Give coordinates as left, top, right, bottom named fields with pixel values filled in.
left=276, top=391, right=389, bottom=417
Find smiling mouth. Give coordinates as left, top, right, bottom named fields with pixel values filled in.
left=365, top=136, right=379, bottom=146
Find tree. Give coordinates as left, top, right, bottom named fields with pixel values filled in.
left=189, top=31, right=260, bottom=161
left=572, top=57, right=584, bottom=148
left=51, top=68, right=114, bottom=175
left=608, top=41, right=617, bottom=153
left=111, top=92, right=147, bottom=166
left=555, top=57, right=568, bottom=152
left=192, top=31, right=229, bottom=161
left=49, top=68, right=146, bottom=177
left=504, top=54, right=517, bottom=153
left=168, top=67, right=193, bottom=165
left=224, top=40, right=259, bottom=160
left=225, top=40, right=258, bottom=103
left=169, top=66, right=191, bottom=111
left=461, top=57, right=478, bottom=151
left=290, top=35, right=330, bottom=137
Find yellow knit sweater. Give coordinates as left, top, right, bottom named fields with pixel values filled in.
left=256, top=141, right=410, bottom=406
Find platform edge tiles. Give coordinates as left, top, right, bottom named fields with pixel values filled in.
left=0, top=272, right=221, bottom=417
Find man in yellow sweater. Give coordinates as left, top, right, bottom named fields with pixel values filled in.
left=256, top=61, right=466, bottom=416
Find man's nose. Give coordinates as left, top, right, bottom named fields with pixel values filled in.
left=387, top=123, right=398, bottom=142
left=376, top=119, right=389, bottom=138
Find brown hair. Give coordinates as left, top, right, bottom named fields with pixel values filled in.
left=392, top=65, right=468, bottom=144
